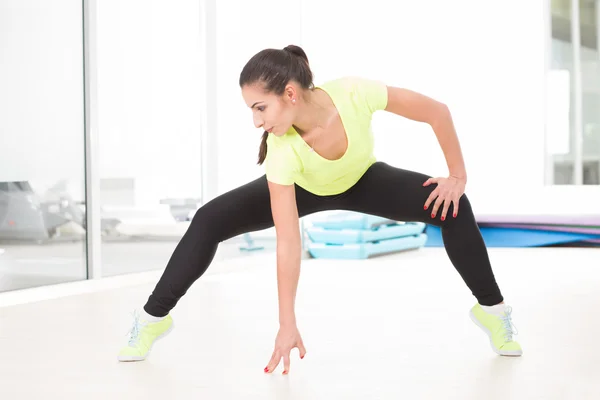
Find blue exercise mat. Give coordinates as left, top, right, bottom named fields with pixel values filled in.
left=308, top=233, right=428, bottom=259
left=424, top=225, right=600, bottom=248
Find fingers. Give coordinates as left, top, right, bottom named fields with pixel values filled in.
left=424, top=188, right=439, bottom=211
left=440, top=196, right=452, bottom=221
left=432, top=195, right=462, bottom=220
left=282, top=353, right=291, bottom=375
left=430, top=196, right=445, bottom=219
left=423, top=177, right=439, bottom=187
left=298, top=341, right=307, bottom=360
left=452, top=196, right=460, bottom=218
left=425, top=177, right=464, bottom=220
left=265, top=343, right=307, bottom=375
left=265, top=350, right=280, bottom=374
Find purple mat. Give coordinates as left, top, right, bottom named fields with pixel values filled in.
left=480, top=223, right=600, bottom=235
left=477, top=214, right=600, bottom=226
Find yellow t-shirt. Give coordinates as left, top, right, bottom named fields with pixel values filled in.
left=264, top=76, right=388, bottom=196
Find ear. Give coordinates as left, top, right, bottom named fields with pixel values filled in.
left=283, top=83, right=298, bottom=104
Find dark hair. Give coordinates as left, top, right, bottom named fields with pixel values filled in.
left=239, top=45, right=314, bottom=165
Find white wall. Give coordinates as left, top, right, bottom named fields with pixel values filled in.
left=0, top=0, right=204, bottom=207
left=297, top=0, right=598, bottom=215
left=0, top=0, right=85, bottom=188
left=214, top=0, right=302, bottom=195
left=96, top=0, right=203, bottom=206
left=3, top=1, right=595, bottom=216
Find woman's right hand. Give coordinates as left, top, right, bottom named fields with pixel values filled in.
left=264, top=323, right=307, bottom=374
left=265, top=181, right=305, bottom=374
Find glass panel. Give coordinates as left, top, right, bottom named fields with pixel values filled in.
left=549, top=0, right=600, bottom=185
left=0, top=1, right=88, bottom=291
left=580, top=0, right=600, bottom=184
left=549, top=0, right=577, bottom=184
left=96, top=1, right=207, bottom=276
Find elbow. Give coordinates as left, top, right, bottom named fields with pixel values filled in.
left=438, top=102, right=450, bottom=115
left=277, top=235, right=301, bottom=252
left=276, top=231, right=301, bottom=257
left=430, top=102, right=451, bottom=129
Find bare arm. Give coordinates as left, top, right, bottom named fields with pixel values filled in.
left=267, top=180, right=302, bottom=327
left=264, top=180, right=307, bottom=374
left=384, top=86, right=467, bottom=181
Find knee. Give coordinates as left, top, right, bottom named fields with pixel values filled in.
left=456, top=194, right=474, bottom=218
left=187, top=206, right=221, bottom=240
left=189, top=206, right=209, bottom=227
left=439, top=194, right=476, bottom=228
left=189, top=204, right=238, bottom=242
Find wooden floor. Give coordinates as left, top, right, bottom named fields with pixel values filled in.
left=1, top=247, right=599, bottom=399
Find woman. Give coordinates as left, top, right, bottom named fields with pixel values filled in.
left=118, top=45, right=522, bottom=371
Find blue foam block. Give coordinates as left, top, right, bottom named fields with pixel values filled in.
left=311, top=212, right=394, bottom=230
left=308, top=233, right=428, bottom=259
left=424, top=225, right=600, bottom=247
left=239, top=233, right=264, bottom=251
left=306, top=222, right=426, bottom=244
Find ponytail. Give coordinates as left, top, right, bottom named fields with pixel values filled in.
left=257, top=131, right=268, bottom=165
left=283, top=45, right=309, bottom=65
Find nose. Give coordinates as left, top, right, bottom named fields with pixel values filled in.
left=253, top=114, right=264, bottom=129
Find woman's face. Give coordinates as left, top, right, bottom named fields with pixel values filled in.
left=241, top=83, right=298, bottom=137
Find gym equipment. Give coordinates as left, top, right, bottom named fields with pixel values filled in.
left=0, top=181, right=85, bottom=241
left=310, top=212, right=394, bottom=230
left=475, top=214, right=600, bottom=246
left=307, top=222, right=425, bottom=245
left=486, top=223, right=600, bottom=236
left=160, top=197, right=201, bottom=222
left=308, top=234, right=427, bottom=259
left=424, top=225, right=600, bottom=248
left=305, top=212, right=427, bottom=259
left=239, top=233, right=264, bottom=251
left=476, top=214, right=600, bottom=226
left=420, top=213, right=600, bottom=248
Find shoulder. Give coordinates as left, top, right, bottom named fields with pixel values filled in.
left=266, top=130, right=296, bottom=149
left=266, top=132, right=300, bottom=165
left=264, top=132, right=301, bottom=185
left=319, top=76, right=388, bottom=113
left=320, top=76, right=386, bottom=93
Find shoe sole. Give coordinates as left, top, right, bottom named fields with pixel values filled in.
left=469, top=310, right=522, bottom=357
left=117, top=320, right=175, bottom=362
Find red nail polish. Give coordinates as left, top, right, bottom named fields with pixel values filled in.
left=301, top=355, right=304, bottom=359
left=424, top=205, right=428, bottom=210
left=453, top=213, right=457, bottom=218
left=264, top=367, right=269, bottom=372
left=283, top=370, right=288, bottom=374
left=431, top=213, right=435, bottom=218
left=441, top=216, right=445, bottom=221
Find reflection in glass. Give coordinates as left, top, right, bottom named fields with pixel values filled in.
left=549, top=0, right=600, bottom=185
left=0, top=0, right=87, bottom=292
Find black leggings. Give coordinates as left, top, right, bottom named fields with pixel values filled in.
left=144, top=162, right=503, bottom=317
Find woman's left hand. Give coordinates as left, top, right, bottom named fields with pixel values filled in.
left=422, top=175, right=466, bottom=220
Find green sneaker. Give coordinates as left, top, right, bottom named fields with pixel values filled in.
left=118, top=310, right=174, bottom=362
left=469, top=303, right=522, bottom=356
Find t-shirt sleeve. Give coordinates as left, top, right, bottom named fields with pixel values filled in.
left=264, top=137, right=299, bottom=186
left=353, top=77, right=389, bottom=114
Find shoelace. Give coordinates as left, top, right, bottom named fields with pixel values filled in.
left=126, top=311, right=147, bottom=346
left=500, top=306, right=519, bottom=342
